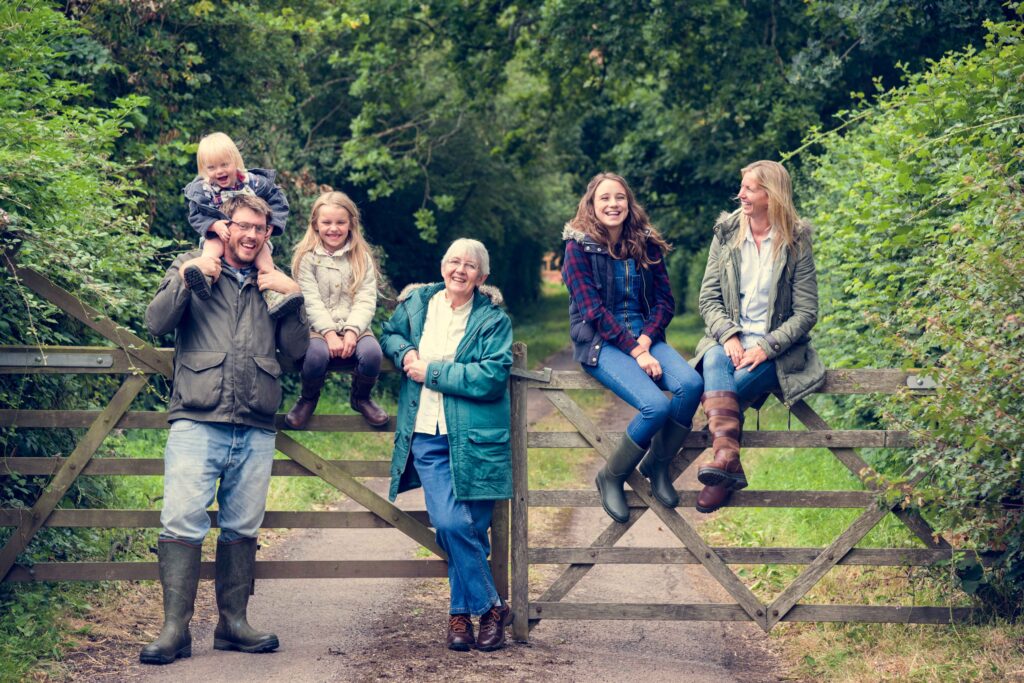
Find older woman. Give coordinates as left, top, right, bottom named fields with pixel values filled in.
left=692, top=160, right=825, bottom=513
left=381, top=238, right=514, bottom=652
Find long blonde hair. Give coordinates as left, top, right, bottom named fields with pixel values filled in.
left=569, top=172, right=671, bottom=267
left=291, top=191, right=377, bottom=297
left=732, top=160, right=801, bottom=256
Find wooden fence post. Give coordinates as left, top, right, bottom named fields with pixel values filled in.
left=510, top=342, right=530, bottom=641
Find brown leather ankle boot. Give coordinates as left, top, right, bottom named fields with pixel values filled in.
left=350, top=371, right=389, bottom=427
left=697, top=391, right=746, bottom=489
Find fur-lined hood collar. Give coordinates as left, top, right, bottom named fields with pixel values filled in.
left=397, top=281, right=504, bottom=307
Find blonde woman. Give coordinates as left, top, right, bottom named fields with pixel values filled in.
left=692, top=160, right=825, bottom=513
left=284, top=191, right=388, bottom=428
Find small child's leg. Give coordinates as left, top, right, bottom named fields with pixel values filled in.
left=259, top=240, right=303, bottom=320
left=182, top=237, right=220, bottom=300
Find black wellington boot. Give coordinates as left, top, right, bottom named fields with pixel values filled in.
left=139, top=541, right=201, bottom=665
left=213, top=538, right=279, bottom=653
left=594, top=434, right=646, bottom=523
left=638, top=418, right=690, bottom=508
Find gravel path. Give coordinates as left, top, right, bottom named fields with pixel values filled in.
left=79, top=347, right=784, bottom=682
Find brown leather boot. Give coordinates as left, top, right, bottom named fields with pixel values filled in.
left=446, top=614, right=474, bottom=651
left=350, top=371, right=389, bottom=427
left=697, top=391, right=747, bottom=489
left=475, top=602, right=511, bottom=651
left=696, top=463, right=746, bottom=513
left=284, top=373, right=325, bottom=430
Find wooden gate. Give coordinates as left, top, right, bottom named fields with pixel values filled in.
left=508, top=342, right=976, bottom=638
left=0, top=257, right=508, bottom=595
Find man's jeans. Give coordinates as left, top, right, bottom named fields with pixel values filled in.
left=701, top=344, right=779, bottom=404
left=412, top=432, right=499, bottom=616
left=583, top=341, right=703, bottom=448
left=160, top=419, right=276, bottom=546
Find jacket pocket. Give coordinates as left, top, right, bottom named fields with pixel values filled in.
left=467, top=428, right=511, bottom=462
left=776, top=343, right=807, bottom=374
left=175, top=351, right=227, bottom=410
left=250, top=355, right=283, bottom=416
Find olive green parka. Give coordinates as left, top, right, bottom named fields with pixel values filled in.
left=692, top=210, right=826, bottom=406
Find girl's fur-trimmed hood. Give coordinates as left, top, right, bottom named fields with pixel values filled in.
left=396, top=282, right=504, bottom=307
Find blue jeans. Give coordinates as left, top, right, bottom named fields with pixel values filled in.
left=700, top=344, right=779, bottom=404
left=583, top=341, right=704, bottom=447
left=160, top=420, right=277, bottom=546
left=412, top=433, right=499, bottom=616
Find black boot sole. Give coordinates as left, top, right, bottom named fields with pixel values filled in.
left=214, top=636, right=280, bottom=653
left=139, top=644, right=191, bottom=664
left=183, top=265, right=212, bottom=300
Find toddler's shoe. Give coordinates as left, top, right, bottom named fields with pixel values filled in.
left=183, top=265, right=213, bottom=300
left=263, top=288, right=303, bottom=320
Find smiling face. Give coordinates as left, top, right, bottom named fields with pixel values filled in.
left=223, top=206, right=269, bottom=267
left=738, top=171, right=770, bottom=221
left=441, top=249, right=487, bottom=305
left=593, top=179, right=628, bottom=231
left=315, top=205, right=352, bottom=253
left=203, top=154, right=240, bottom=189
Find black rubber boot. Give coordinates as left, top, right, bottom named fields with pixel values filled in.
left=639, top=418, right=690, bottom=508
left=594, top=434, right=646, bottom=523
left=213, top=538, right=279, bottom=653
left=139, top=541, right=201, bottom=665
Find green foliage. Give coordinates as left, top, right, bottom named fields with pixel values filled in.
left=801, top=19, right=1024, bottom=615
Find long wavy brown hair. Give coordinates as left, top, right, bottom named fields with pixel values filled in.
left=569, top=172, right=671, bottom=267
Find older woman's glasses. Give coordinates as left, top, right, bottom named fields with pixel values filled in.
left=229, top=220, right=269, bottom=235
left=445, top=258, right=479, bottom=273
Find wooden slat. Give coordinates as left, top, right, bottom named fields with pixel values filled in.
left=0, top=346, right=170, bottom=375
left=0, top=374, right=148, bottom=582
left=0, top=509, right=431, bottom=529
left=528, top=489, right=876, bottom=509
left=527, top=430, right=917, bottom=449
left=526, top=369, right=933, bottom=394
left=787, top=398, right=949, bottom=551
left=0, top=410, right=396, bottom=433
left=781, top=604, right=975, bottom=624
left=510, top=342, right=530, bottom=641
left=4, top=559, right=448, bottom=582
left=528, top=547, right=976, bottom=566
left=491, top=499, right=510, bottom=601
left=542, top=390, right=768, bottom=629
left=0, top=457, right=391, bottom=478
left=5, top=264, right=171, bottom=377
left=529, top=602, right=752, bottom=622
left=274, top=433, right=445, bottom=558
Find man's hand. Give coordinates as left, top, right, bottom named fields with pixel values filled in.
left=723, top=336, right=744, bottom=368
left=179, top=255, right=221, bottom=285
left=211, top=220, right=231, bottom=242
left=736, top=345, right=769, bottom=371
left=257, top=270, right=300, bottom=295
left=339, top=330, right=358, bottom=359
left=324, top=330, right=345, bottom=359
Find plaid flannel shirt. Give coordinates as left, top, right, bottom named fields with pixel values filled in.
left=562, top=238, right=675, bottom=356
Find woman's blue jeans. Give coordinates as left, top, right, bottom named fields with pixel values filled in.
left=700, top=344, right=779, bottom=404
left=412, top=432, right=499, bottom=616
left=583, top=341, right=703, bottom=448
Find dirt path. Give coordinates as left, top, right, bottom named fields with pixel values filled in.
left=72, top=348, right=784, bottom=682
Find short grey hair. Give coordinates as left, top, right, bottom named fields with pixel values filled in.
left=441, top=238, right=490, bottom=277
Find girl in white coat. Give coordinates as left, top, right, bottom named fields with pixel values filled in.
left=285, top=191, right=388, bottom=428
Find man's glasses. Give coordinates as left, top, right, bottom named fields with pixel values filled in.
left=229, top=220, right=269, bottom=235
left=445, top=258, right=479, bottom=273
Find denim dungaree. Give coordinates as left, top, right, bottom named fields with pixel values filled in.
left=583, top=257, right=703, bottom=447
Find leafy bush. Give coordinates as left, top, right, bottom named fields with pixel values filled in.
left=800, top=19, right=1024, bottom=615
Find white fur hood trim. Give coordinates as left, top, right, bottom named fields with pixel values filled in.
left=397, top=282, right=505, bottom=306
